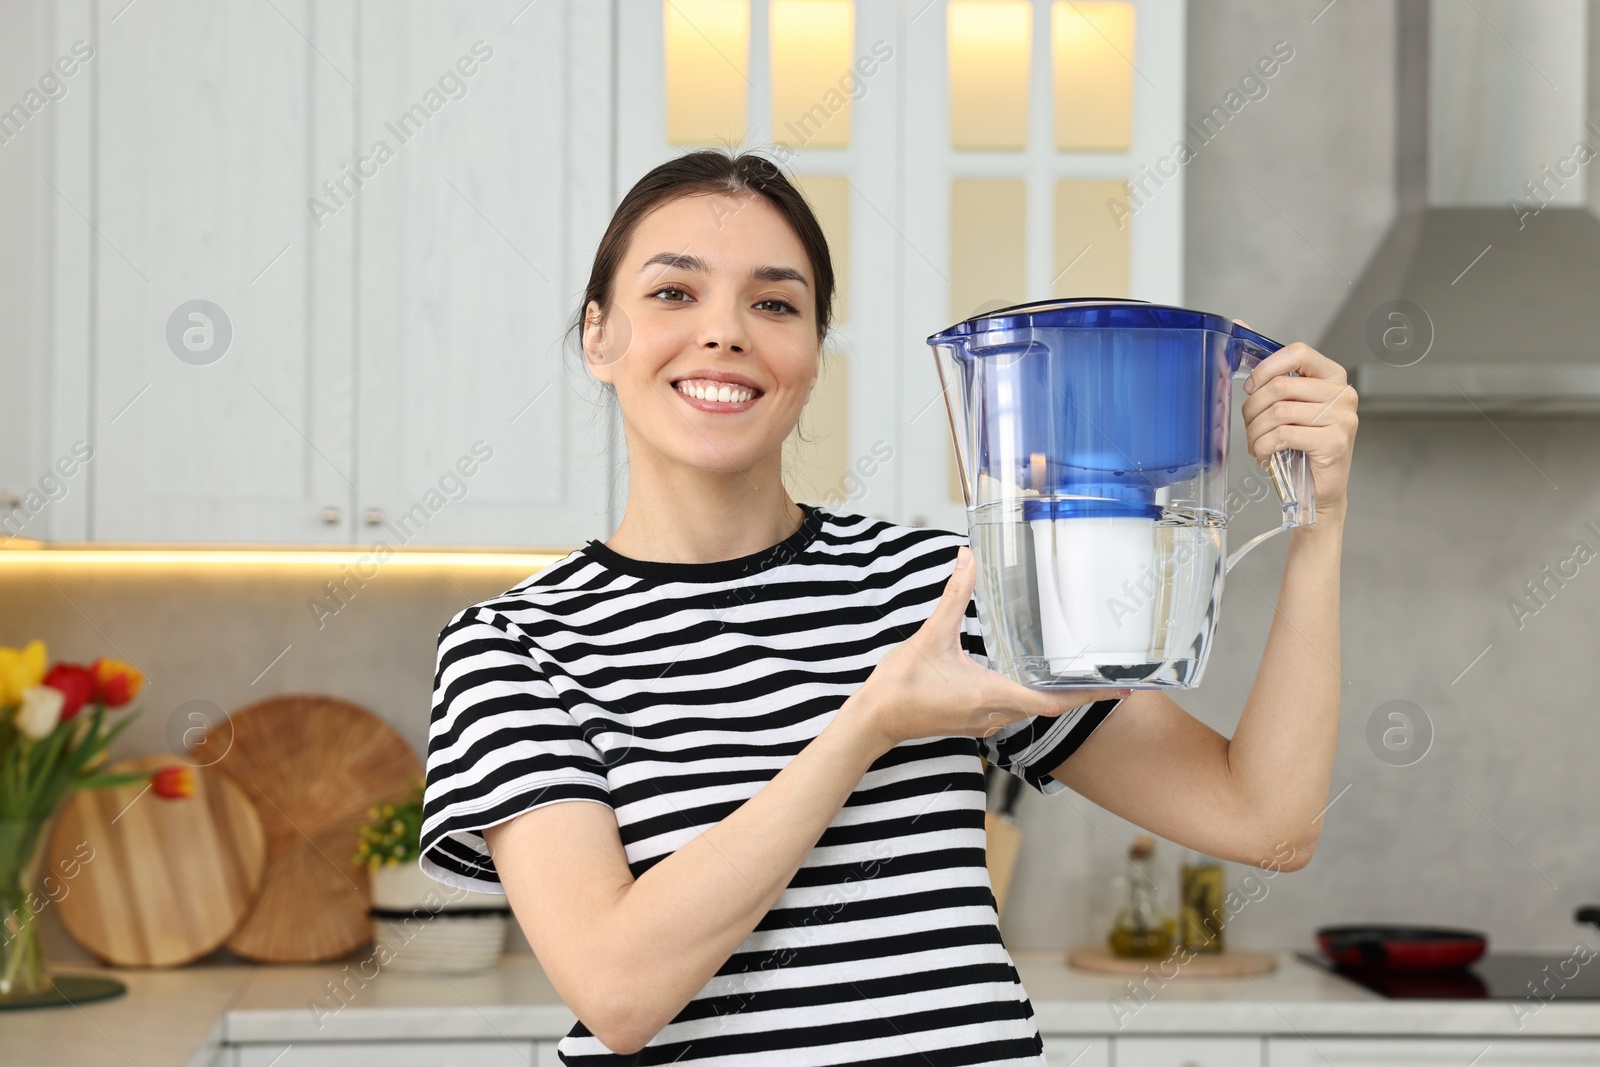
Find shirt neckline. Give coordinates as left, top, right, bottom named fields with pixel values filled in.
left=581, top=503, right=827, bottom=582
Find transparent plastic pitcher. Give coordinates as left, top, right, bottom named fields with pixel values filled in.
left=928, top=298, right=1316, bottom=690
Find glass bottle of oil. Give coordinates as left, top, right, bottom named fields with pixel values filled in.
left=1107, top=834, right=1175, bottom=958
left=1178, top=846, right=1226, bottom=953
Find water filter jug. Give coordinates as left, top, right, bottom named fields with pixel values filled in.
left=928, top=298, right=1317, bottom=689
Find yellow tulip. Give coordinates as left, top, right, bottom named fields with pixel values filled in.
left=0, top=640, right=48, bottom=707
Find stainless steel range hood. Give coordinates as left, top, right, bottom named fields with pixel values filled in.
left=1318, top=0, right=1600, bottom=416
left=1321, top=203, right=1600, bottom=415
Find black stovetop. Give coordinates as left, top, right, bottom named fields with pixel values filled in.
left=1295, top=951, right=1600, bottom=1000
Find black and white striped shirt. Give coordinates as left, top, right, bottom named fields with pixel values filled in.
left=420, top=503, right=1122, bottom=1064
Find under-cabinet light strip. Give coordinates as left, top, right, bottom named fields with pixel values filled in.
left=0, top=547, right=563, bottom=568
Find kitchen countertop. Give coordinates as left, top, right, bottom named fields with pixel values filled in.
left=6, top=948, right=1600, bottom=1065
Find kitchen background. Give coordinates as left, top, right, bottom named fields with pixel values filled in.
left=2, top=0, right=1598, bottom=974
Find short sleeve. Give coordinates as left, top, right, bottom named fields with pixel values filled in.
left=963, top=588, right=1123, bottom=797
left=419, top=607, right=613, bottom=895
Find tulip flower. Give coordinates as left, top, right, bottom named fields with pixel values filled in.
left=0, top=639, right=48, bottom=707
left=150, top=765, right=194, bottom=800
left=42, top=663, right=95, bottom=722
left=15, top=685, right=65, bottom=740
left=88, top=658, right=144, bottom=708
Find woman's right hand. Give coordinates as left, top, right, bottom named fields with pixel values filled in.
left=854, top=545, right=1129, bottom=753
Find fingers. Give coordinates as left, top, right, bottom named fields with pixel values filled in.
left=1241, top=341, right=1344, bottom=397
left=930, top=546, right=977, bottom=631
left=974, top=685, right=1128, bottom=741
left=1027, top=685, right=1131, bottom=717
left=981, top=675, right=1129, bottom=719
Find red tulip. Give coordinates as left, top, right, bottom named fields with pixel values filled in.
left=88, top=657, right=144, bottom=708
left=151, top=765, right=194, bottom=800
left=42, top=663, right=95, bottom=722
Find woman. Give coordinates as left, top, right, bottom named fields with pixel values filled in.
left=419, top=150, right=1357, bottom=1063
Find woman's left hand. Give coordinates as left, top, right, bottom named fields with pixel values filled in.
left=1234, top=322, right=1358, bottom=515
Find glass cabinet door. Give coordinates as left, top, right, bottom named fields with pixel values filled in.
left=900, top=0, right=1186, bottom=533
left=617, top=0, right=904, bottom=521
left=610, top=0, right=1183, bottom=532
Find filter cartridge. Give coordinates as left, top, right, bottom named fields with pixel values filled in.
left=1027, top=509, right=1161, bottom=675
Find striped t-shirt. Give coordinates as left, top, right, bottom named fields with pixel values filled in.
left=420, top=503, right=1123, bottom=1065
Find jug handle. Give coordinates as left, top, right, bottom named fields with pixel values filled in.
left=1223, top=324, right=1317, bottom=575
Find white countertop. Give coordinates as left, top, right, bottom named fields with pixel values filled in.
left=5, top=949, right=1599, bottom=1065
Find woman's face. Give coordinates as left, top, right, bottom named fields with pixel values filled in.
left=584, top=191, right=820, bottom=479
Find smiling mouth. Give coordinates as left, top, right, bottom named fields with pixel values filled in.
left=672, top=378, right=764, bottom=405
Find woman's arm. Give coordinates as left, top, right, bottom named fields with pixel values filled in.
left=484, top=688, right=893, bottom=1056
left=1220, top=499, right=1345, bottom=858
left=1052, top=337, right=1355, bottom=869
left=1050, top=503, right=1345, bottom=868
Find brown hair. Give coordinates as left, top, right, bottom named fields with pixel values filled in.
left=567, top=148, right=836, bottom=375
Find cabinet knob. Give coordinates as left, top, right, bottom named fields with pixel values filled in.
left=320, top=506, right=342, bottom=524
left=363, top=508, right=385, bottom=526
left=0, top=491, right=19, bottom=510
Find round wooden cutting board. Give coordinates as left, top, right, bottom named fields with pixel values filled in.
left=205, top=694, right=422, bottom=963
left=47, top=753, right=267, bottom=967
left=1068, top=943, right=1279, bottom=976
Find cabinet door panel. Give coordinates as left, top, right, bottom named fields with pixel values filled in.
left=235, top=1042, right=536, bottom=1067
left=1266, top=1037, right=1600, bottom=1067
left=356, top=1, right=613, bottom=548
left=1041, top=1035, right=1111, bottom=1066
left=92, top=0, right=356, bottom=542
left=1116, top=1034, right=1262, bottom=1067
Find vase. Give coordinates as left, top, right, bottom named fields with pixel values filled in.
left=0, top=817, right=52, bottom=1000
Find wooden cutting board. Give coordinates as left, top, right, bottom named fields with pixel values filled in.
left=1067, top=944, right=1280, bottom=976
left=204, top=694, right=422, bottom=963
left=47, top=753, right=267, bottom=967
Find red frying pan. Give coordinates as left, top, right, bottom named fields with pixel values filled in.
left=1316, top=925, right=1488, bottom=970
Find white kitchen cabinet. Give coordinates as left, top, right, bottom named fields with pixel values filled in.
left=44, top=0, right=613, bottom=547
left=1265, top=1037, right=1600, bottom=1066
left=233, top=1041, right=538, bottom=1067
left=81, top=0, right=359, bottom=543
left=355, top=1, right=616, bottom=548
left=1114, top=1035, right=1264, bottom=1067
left=0, top=2, right=71, bottom=542
left=1042, top=1035, right=1111, bottom=1065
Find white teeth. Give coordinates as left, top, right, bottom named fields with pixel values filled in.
left=676, top=380, right=755, bottom=404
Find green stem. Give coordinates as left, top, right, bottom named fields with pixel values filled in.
left=0, top=819, right=49, bottom=998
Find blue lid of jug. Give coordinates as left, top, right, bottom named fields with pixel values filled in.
left=926, top=297, right=1276, bottom=352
